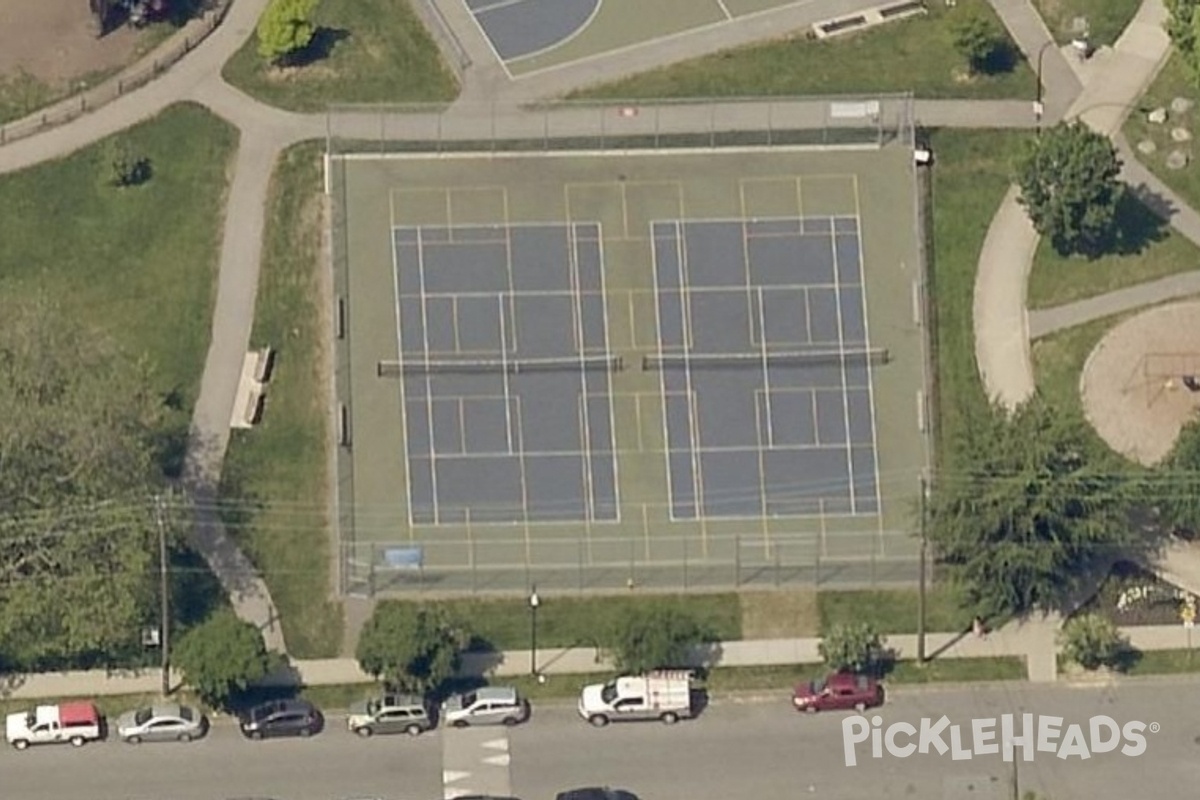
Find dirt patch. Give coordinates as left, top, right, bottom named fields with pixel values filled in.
left=0, top=0, right=141, bottom=86
left=1080, top=300, right=1200, bottom=465
left=739, top=589, right=819, bottom=638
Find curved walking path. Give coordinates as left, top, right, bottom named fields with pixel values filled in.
left=3, top=0, right=1199, bottom=658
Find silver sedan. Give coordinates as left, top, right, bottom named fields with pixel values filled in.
left=115, top=703, right=208, bottom=744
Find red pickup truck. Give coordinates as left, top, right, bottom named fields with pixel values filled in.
left=792, top=672, right=884, bottom=713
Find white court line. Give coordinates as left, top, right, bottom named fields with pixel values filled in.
left=390, top=196, right=419, bottom=529
left=461, top=0, right=515, bottom=79
left=804, top=286, right=814, bottom=343
left=415, top=227, right=441, bottom=525
left=497, top=295, right=516, bottom=454
left=755, top=287, right=774, bottom=449
left=828, top=216, right=857, bottom=514
left=714, top=0, right=734, bottom=20
left=738, top=182, right=759, bottom=347
left=457, top=398, right=467, bottom=455
left=796, top=177, right=805, bottom=221
left=810, top=390, right=820, bottom=446
left=650, top=229, right=679, bottom=522
left=852, top=175, right=885, bottom=521
left=594, top=222, right=622, bottom=523
left=566, top=222, right=597, bottom=523
left=676, top=221, right=706, bottom=520
left=501, top=190, right=518, bottom=353
left=471, top=0, right=534, bottom=14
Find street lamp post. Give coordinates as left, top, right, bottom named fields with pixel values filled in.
left=529, top=585, right=540, bottom=678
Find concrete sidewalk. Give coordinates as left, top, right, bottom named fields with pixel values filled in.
left=15, top=614, right=1200, bottom=701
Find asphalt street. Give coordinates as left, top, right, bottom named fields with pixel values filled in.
left=4, top=681, right=1200, bottom=800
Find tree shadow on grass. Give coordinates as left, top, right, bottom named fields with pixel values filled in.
left=977, top=42, right=1019, bottom=75
left=1106, top=191, right=1170, bottom=257
left=289, top=27, right=352, bottom=68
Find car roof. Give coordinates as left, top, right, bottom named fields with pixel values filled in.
left=471, top=686, right=518, bottom=702
left=555, top=789, right=639, bottom=800
left=828, top=672, right=870, bottom=688
left=381, top=693, right=425, bottom=707
left=149, top=703, right=182, bottom=718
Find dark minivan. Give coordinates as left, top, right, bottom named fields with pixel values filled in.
left=239, top=699, right=323, bottom=740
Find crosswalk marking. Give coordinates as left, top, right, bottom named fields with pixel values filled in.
left=483, top=753, right=511, bottom=766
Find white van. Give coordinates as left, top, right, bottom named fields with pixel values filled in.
left=577, top=670, right=694, bottom=727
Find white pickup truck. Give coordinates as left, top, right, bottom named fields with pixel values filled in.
left=577, top=670, right=694, bottom=727
left=6, top=702, right=103, bottom=749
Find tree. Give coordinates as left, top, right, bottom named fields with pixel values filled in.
left=949, top=4, right=1006, bottom=74
left=174, top=610, right=275, bottom=708
left=605, top=605, right=712, bottom=673
left=107, top=139, right=152, bottom=187
left=1166, top=0, right=1200, bottom=79
left=0, top=295, right=168, bottom=670
left=256, top=0, right=319, bottom=65
left=818, top=622, right=886, bottom=674
left=929, top=395, right=1136, bottom=620
left=1058, top=612, right=1129, bottom=670
left=356, top=603, right=469, bottom=695
left=1015, top=121, right=1124, bottom=256
left=1156, top=419, right=1200, bottom=534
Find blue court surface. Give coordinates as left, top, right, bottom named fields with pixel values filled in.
left=391, top=223, right=620, bottom=526
left=650, top=217, right=882, bottom=520
left=464, top=0, right=599, bottom=61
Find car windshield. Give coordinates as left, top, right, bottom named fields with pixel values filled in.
left=460, top=692, right=477, bottom=707
left=809, top=679, right=827, bottom=694
left=600, top=682, right=618, bottom=704
left=134, top=708, right=153, bottom=726
left=366, top=699, right=380, bottom=714
left=178, top=707, right=193, bottom=722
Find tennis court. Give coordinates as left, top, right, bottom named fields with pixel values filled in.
left=330, top=144, right=928, bottom=594
left=464, top=0, right=813, bottom=77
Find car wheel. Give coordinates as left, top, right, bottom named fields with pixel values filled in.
left=661, top=712, right=679, bottom=725
left=355, top=726, right=373, bottom=738
left=299, top=727, right=312, bottom=738
left=503, top=716, right=519, bottom=727
left=12, top=740, right=29, bottom=750
left=127, top=736, right=142, bottom=745
left=249, top=730, right=263, bottom=741
left=178, top=733, right=192, bottom=743
left=854, top=702, right=867, bottom=713
left=452, top=720, right=469, bottom=729
left=805, top=705, right=818, bottom=714
left=69, top=736, right=86, bottom=747
left=405, top=724, right=423, bottom=737
left=588, top=715, right=610, bottom=728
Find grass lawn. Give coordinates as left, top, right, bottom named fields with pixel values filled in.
left=1125, top=647, right=1200, bottom=675
left=1026, top=196, right=1200, bottom=309
left=221, top=0, right=458, bottom=112
left=740, top=590, right=819, bottom=638
left=0, top=102, right=235, bottom=475
left=1031, top=316, right=1121, bottom=415
left=1123, top=54, right=1200, bottom=210
left=924, top=130, right=1028, bottom=467
left=394, top=593, right=742, bottom=652
left=221, top=143, right=344, bottom=658
left=818, top=587, right=973, bottom=634
left=1032, top=0, right=1141, bottom=46
left=571, top=0, right=1034, bottom=101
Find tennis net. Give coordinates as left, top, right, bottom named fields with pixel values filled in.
left=378, top=356, right=624, bottom=376
left=642, top=348, right=888, bottom=371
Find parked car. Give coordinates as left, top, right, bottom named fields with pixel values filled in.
left=556, top=789, right=640, bottom=800
left=5, top=702, right=103, bottom=749
left=116, top=703, right=208, bottom=744
left=577, top=670, right=693, bottom=727
left=347, top=694, right=432, bottom=737
left=442, top=686, right=528, bottom=727
left=238, top=699, right=323, bottom=739
left=792, top=672, right=883, bottom=713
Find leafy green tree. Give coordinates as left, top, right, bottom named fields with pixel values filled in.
left=818, top=622, right=886, bottom=674
left=930, top=395, right=1136, bottom=620
left=1156, top=418, right=1200, bottom=534
left=605, top=605, right=713, bottom=673
left=1015, top=121, right=1124, bottom=256
left=174, top=610, right=275, bottom=709
left=256, top=0, right=319, bottom=65
left=1167, top=0, right=1200, bottom=79
left=356, top=603, right=469, bottom=694
left=0, top=295, right=168, bottom=670
left=949, top=5, right=1006, bottom=74
left=1058, top=612, right=1129, bottom=670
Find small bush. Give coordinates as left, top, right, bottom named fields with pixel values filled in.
left=1059, top=612, right=1129, bottom=670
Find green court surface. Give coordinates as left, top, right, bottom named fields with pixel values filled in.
left=328, top=143, right=928, bottom=596
left=499, top=0, right=805, bottom=77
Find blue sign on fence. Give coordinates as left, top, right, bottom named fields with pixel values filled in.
left=382, top=547, right=423, bottom=569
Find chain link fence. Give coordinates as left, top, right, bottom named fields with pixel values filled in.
left=0, top=0, right=231, bottom=146
left=325, top=94, right=916, bottom=156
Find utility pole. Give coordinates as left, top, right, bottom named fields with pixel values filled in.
left=917, top=472, right=928, bottom=664
left=155, top=494, right=171, bottom=697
